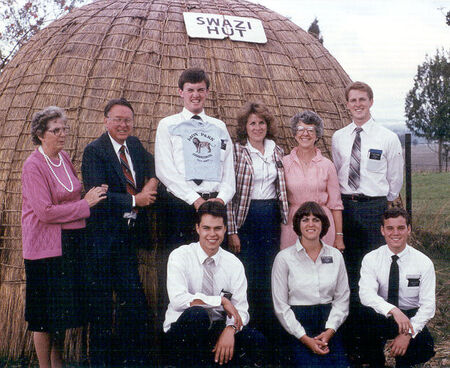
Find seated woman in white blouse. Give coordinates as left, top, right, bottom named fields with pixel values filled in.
left=272, top=201, right=350, bottom=367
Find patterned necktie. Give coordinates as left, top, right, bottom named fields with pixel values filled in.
left=202, top=257, right=215, bottom=296
left=191, top=115, right=204, bottom=185
left=348, top=127, right=363, bottom=191
left=388, top=255, right=400, bottom=307
left=119, top=145, right=137, bottom=196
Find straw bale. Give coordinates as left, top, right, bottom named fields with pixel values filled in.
left=0, top=0, right=351, bottom=361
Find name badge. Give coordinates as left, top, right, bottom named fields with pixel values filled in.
left=276, top=160, right=283, bottom=169
left=321, top=256, right=333, bottom=264
left=221, top=139, right=227, bottom=150
left=407, top=274, right=420, bottom=287
left=368, top=149, right=382, bottom=160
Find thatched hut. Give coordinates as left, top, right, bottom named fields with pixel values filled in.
left=0, top=0, right=351, bottom=362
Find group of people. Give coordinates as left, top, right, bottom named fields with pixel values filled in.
left=21, top=67, right=436, bottom=368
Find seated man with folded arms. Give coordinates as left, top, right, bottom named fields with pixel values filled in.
left=163, top=201, right=266, bottom=367
left=359, top=207, right=435, bottom=367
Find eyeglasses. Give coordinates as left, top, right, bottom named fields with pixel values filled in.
left=47, top=127, right=70, bottom=136
left=107, top=117, right=133, bottom=125
left=296, top=126, right=316, bottom=135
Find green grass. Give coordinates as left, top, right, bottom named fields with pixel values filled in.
left=401, top=172, right=450, bottom=256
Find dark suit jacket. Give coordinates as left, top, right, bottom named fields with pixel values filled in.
left=82, top=132, right=156, bottom=248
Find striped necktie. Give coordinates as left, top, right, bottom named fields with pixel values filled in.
left=119, top=145, right=137, bottom=196
left=191, top=115, right=203, bottom=185
left=348, top=127, right=363, bottom=191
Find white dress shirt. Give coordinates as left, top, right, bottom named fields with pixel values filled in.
left=359, top=244, right=435, bottom=337
left=246, top=139, right=277, bottom=200
left=155, top=108, right=235, bottom=205
left=163, top=242, right=249, bottom=332
left=271, top=239, right=350, bottom=339
left=331, top=118, right=403, bottom=201
left=108, top=133, right=136, bottom=207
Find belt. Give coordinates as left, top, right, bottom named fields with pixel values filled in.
left=197, top=192, right=219, bottom=200
left=341, top=194, right=386, bottom=202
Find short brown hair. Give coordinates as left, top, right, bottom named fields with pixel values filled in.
left=236, top=101, right=277, bottom=144
left=293, top=201, right=330, bottom=240
left=345, top=81, right=373, bottom=101
left=382, top=207, right=411, bottom=227
left=178, top=68, right=210, bottom=90
left=31, top=106, right=66, bottom=145
left=196, top=201, right=227, bottom=226
left=104, top=97, right=134, bottom=117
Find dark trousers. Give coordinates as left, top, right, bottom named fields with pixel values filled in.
left=86, top=227, right=151, bottom=367
left=341, top=196, right=387, bottom=363
left=360, top=307, right=435, bottom=367
left=238, top=199, right=280, bottom=340
left=164, top=306, right=267, bottom=367
left=283, top=304, right=348, bottom=368
left=157, top=190, right=198, bottom=321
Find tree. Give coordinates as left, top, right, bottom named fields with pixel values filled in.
left=0, top=0, right=89, bottom=70
left=307, top=17, right=323, bottom=44
left=405, top=48, right=450, bottom=172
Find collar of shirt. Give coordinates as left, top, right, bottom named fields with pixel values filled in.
left=181, top=107, right=207, bottom=122
left=195, top=242, right=222, bottom=266
left=385, top=244, right=409, bottom=262
left=349, top=117, right=375, bottom=135
left=245, top=138, right=275, bottom=160
left=108, top=132, right=130, bottom=156
left=294, top=238, right=327, bottom=257
left=284, top=147, right=323, bottom=171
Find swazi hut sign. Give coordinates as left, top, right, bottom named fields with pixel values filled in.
left=183, top=12, right=267, bottom=43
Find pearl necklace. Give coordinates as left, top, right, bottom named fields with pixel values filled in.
left=38, top=146, right=74, bottom=192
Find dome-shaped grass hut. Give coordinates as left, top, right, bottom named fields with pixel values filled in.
left=0, top=0, right=352, bottom=362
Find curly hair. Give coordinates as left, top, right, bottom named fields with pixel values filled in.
left=30, top=106, right=66, bottom=145
left=235, top=101, right=277, bottom=145
left=290, top=110, right=323, bottom=139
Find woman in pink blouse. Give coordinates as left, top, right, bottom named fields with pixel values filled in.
left=22, top=107, right=106, bottom=367
left=280, top=110, right=345, bottom=250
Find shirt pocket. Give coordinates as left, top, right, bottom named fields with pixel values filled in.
left=403, top=274, right=421, bottom=297
left=365, top=148, right=385, bottom=173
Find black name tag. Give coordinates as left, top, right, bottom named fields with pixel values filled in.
left=221, top=140, right=227, bottom=150
left=407, top=278, right=420, bottom=287
left=321, top=256, right=333, bottom=264
left=368, top=149, right=382, bottom=160
left=276, top=160, right=283, bottom=169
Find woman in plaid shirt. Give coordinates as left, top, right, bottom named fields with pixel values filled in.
left=226, top=102, right=289, bottom=347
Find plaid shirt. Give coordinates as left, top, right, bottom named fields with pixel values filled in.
left=227, top=141, right=289, bottom=234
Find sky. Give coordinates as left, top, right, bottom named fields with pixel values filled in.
left=248, top=0, right=449, bottom=129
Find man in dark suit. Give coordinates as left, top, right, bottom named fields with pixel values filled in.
left=82, top=97, right=158, bottom=366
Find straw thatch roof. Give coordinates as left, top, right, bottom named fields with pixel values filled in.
left=0, top=0, right=351, bottom=361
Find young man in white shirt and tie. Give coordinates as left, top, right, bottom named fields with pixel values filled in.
left=163, top=201, right=266, bottom=367
left=332, top=81, right=404, bottom=363
left=359, top=207, right=435, bottom=367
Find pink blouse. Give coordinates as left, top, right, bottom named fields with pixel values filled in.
left=21, top=149, right=90, bottom=260
left=280, top=147, right=343, bottom=249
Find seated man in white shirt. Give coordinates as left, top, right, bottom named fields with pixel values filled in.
left=163, top=201, right=266, bottom=367
left=359, top=207, right=435, bottom=367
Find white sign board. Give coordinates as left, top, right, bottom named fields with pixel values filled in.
left=183, top=12, right=267, bottom=44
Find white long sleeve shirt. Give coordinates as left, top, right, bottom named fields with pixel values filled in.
left=359, top=244, right=435, bottom=337
left=272, top=240, right=350, bottom=339
left=155, top=108, right=235, bottom=205
left=163, top=242, right=249, bottom=332
left=331, top=119, right=403, bottom=201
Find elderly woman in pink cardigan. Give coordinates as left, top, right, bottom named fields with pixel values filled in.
left=280, top=110, right=345, bottom=251
left=22, top=106, right=106, bottom=368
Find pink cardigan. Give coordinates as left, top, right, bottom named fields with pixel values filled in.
left=21, top=149, right=90, bottom=260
